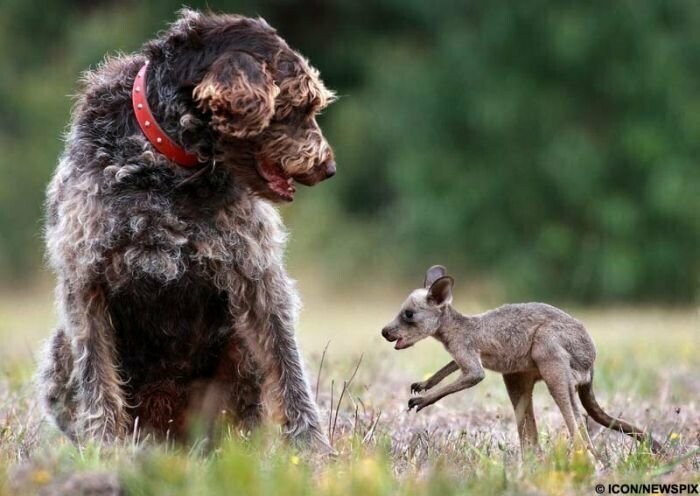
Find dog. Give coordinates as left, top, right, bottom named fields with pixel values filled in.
left=381, top=265, right=661, bottom=455
left=39, top=9, right=336, bottom=451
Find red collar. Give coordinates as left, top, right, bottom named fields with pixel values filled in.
left=132, top=62, right=201, bottom=168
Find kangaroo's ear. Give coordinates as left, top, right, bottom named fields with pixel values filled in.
left=193, top=51, right=280, bottom=138
left=424, top=265, right=447, bottom=289
left=427, top=276, right=454, bottom=306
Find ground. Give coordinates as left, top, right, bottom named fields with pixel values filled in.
left=0, top=275, right=698, bottom=495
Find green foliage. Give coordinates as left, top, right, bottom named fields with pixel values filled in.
left=310, top=0, right=700, bottom=302
left=0, top=0, right=698, bottom=301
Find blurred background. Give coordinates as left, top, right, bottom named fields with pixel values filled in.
left=0, top=4, right=699, bottom=485
left=0, top=0, right=698, bottom=305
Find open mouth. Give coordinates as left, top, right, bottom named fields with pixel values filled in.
left=382, top=332, right=413, bottom=350
left=255, top=159, right=296, bottom=202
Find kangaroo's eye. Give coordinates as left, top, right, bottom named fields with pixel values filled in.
left=402, top=309, right=414, bottom=321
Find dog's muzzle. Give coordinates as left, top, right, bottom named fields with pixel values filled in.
left=323, top=159, right=336, bottom=178
left=295, top=158, right=336, bottom=186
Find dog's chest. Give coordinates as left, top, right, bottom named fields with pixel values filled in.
left=191, top=198, right=286, bottom=265
left=109, top=274, right=231, bottom=383
left=103, top=189, right=287, bottom=289
left=105, top=198, right=287, bottom=383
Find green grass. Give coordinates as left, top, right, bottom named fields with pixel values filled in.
left=1, top=277, right=699, bottom=495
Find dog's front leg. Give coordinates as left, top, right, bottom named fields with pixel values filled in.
left=66, top=284, right=130, bottom=442
left=235, top=269, right=331, bottom=453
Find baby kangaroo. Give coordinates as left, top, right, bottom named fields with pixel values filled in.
left=381, top=265, right=661, bottom=455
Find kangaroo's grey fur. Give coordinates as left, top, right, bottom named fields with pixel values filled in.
left=381, top=265, right=661, bottom=455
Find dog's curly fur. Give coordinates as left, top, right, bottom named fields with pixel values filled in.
left=38, top=9, right=337, bottom=450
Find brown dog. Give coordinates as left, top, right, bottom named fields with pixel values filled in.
left=39, top=9, right=336, bottom=451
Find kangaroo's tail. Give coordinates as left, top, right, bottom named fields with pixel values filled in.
left=578, top=372, right=662, bottom=454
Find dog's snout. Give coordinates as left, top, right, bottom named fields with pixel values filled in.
left=292, top=158, right=336, bottom=186
left=381, top=326, right=396, bottom=341
left=324, top=159, right=336, bottom=178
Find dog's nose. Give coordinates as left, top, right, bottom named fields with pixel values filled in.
left=381, top=327, right=390, bottom=340
left=323, top=160, right=336, bottom=178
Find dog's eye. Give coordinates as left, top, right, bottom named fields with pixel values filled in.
left=402, top=309, right=414, bottom=321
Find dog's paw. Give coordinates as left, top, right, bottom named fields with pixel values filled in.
left=407, top=396, right=430, bottom=412
left=410, top=381, right=427, bottom=394
left=289, top=425, right=336, bottom=457
left=77, top=398, right=132, bottom=443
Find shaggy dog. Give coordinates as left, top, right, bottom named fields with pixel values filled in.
left=39, top=9, right=337, bottom=451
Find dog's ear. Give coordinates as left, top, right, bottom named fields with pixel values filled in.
left=193, top=51, right=280, bottom=139
left=424, top=265, right=447, bottom=289
left=427, top=276, right=454, bottom=306
left=275, top=58, right=336, bottom=119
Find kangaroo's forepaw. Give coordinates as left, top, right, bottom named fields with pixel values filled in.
left=407, top=396, right=430, bottom=412
left=410, top=381, right=427, bottom=394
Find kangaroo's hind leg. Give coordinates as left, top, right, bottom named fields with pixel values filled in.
left=534, top=350, right=593, bottom=451
left=532, top=338, right=593, bottom=446
left=568, top=380, right=595, bottom=450
left=503, top=371, right=540, bottom=455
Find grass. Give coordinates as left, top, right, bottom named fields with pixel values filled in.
left=0, top=276, right=698, bottom=495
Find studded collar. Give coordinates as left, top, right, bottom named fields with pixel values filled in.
left=132, top=61, right=202, bottom=168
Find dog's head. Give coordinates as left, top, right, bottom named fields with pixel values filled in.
left=148, top=9, right=337, bottom=202
left=381, top=266, right=454, bottom=350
